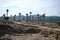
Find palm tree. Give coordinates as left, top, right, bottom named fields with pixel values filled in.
left=3, top=14, right=5, bottom=20
left=14, top=15, right=16, bottom=21
left=19, top=13, right=21, bottom=22
left=6, top=9, right=9, bottom=17
left=32, top=15, right=34, bottom=22
left=37, top=14, right=40, bottom=23
left=43, top=14, right=45, bottom=22
left=40, top=15, right=42, bottom=23
left=26, top=14, right=29, bottom=22
left=4, top=9, right=9, bottom=20
left=30, top=12, right=32, bottom=22
left=42, top=13, right=45, bottom=25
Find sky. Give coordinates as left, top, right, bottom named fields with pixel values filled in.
left=0, top=0, right=60, bottom=16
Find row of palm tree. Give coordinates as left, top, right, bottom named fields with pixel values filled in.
left=3, top=9, right=46, bottom=24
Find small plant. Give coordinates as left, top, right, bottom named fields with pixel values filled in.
left=57, top=21, right=60, bottom=26
left=4, top=17, right=9, bottom=20
left=55, top=32, right=59, bottom=40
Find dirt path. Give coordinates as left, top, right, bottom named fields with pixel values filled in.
left=14, top=21, right=60, bottom=32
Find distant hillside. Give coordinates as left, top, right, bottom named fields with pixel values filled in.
left=45, top=16, right=60, bottom=23
left=9, top=15, right=25, bottom=21
left=0, top=15, right=60, bottom=23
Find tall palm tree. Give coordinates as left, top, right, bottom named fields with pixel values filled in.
left=30, top=12, right=32, bottom=22
left=6, top=9, right=9, bottom=17
left=42, top=14, right=45, bottom=22
left=4, top=9, right=9, bottom=20
left=19, top=13, right=21, bottom=22
left=37, top=14, right=40, bottom=23
left=42, top=13, right=45, bottom=25
left=26, top=14, right=29, bottom=22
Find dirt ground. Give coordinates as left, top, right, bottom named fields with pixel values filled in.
left=0, top=21, right=60, bottom=40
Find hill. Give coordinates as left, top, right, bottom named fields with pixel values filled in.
left=0, top=15, right=60, bottom=23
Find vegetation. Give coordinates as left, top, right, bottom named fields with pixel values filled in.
left=29, top=12, right=32, bottom=22
left=26, top=14, right=29, bottom=22
left=32, top=16, right=34, bottom=22
left=55, top=32, right=59, bottom=40
left=3, top=9, right=9, bottom=20
left=41, top=14, right=45, bottom=25
left=14, top=15, right=16, bottom=21
left=0, top=9, right=60, bottom=40
left=57, top=21, right=60, bottom=26
left=6, top=9, right=9, bottom=17
left=3, top=14, right=5, bottom=19
left=19, top=13, right=21, bottom=22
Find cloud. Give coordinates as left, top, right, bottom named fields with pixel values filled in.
left=0, top=0, right=60, bottom=16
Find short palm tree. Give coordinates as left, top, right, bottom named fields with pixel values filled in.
left=3, top=14, right=5, bottom=19
left=30, top=12, right=32, bottom=22
left=19, top=13, right=21, bottom=22
left=42, top=13, right=45, bottom=25
left=32, top=15, right=34, bottom=22
left=42, top=14, right=45, bottom=22
left=4, top=9, right=9, bottom=20
left=26, top=14, right=29, bottom=22
left=14, top=15, right=16, bottom=21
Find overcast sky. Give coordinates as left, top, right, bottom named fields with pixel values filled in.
left=0, top=0, right=60, bottom=16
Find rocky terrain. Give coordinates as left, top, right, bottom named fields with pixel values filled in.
left=0, top=21, right=60, bottom=40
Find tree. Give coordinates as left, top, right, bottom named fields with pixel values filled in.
left=30, top=12, right=32, bottom=22
left=19, top=13, right=21, bottom=22
left=40, top=15, right=42, bottom=23
left=14, top=15, right=16, bottom=21
left=42, top=14, right=45, bottom=22
left=6, top=9, right=9, bottom=17
left=4, top=9, right=9, bottom=20
left=32, top=15, right=34, bottom=22
left=26, top=14, right=29, bottom=22
left=3, top=14, right=5, bottom=20
left=42, top=13, right=45, bottom=25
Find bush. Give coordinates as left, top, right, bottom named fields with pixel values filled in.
left=57, top=21, right=60, bottom=26
left=4, top=17, right=9, bottom=20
